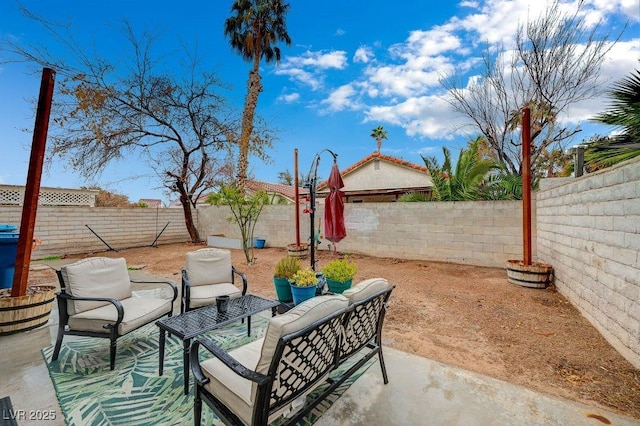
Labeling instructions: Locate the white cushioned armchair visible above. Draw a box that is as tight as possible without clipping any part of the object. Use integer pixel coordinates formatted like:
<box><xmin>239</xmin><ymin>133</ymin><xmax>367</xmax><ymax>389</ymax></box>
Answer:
<box><xmin>52</xmin><ymin>257</ymin><xmax>178</xmax><ymax>370</ymax></box>
<box><xmin>181</xmin><ymin>248</ymin><xmax>247</xmax><ymax>313</ymax></box>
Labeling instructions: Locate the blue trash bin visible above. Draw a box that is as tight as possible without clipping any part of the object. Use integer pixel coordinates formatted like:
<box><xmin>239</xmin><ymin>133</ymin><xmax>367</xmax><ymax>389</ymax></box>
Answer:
<box><xmin>0</xmin><ymin>224</ymin><xmax>19</xmax><ymax>289</ymax></box>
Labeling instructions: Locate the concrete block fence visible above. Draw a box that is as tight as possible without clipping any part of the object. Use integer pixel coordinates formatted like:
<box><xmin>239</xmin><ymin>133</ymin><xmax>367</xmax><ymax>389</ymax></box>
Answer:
<box><xmin>197</xmin><ymin>200</ymin><xmax>528</xmax><ymax>268</ymax></box>
<box><xmin>0</xmin><ymin>206</ymin><xmax>195</xmax><ymax>259</ymax></box>
<box><xmin>537</xmin><ymin>156</ymin><xmax>640</xmax><ymax>369</ymax></box>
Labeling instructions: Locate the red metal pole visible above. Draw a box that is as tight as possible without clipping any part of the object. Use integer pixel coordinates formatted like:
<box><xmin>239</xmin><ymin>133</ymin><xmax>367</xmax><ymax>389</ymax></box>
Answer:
<box><xmin>12</xmin><ymin>68</ymin><xmax>56</xmax><ymax>297</ymax></box>
<box><xmin>522</xmin><ymin>107</ymin><xmax>532</xmax><ymax>266</ymax></box>
<box><xmin>294</xmin><ymin>148</ymin><xmax>300</xmax><ymax>247</ymax></box>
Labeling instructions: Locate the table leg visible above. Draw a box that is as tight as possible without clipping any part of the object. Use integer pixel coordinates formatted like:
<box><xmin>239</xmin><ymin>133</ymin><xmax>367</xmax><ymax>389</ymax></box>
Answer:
<box><xmin>247</xmin><ymin>315</ymin><xmax>252</xmax><ymax>336</ymax></box>
<box><xmin>159</xmin><ymin>329</ymin><xmax>166</xmax><ymax>376</ymax></box>
<box><xmin>183</xmin><ymin>338</ymin><xmax>191</xmax><ymax>395</ymax></box>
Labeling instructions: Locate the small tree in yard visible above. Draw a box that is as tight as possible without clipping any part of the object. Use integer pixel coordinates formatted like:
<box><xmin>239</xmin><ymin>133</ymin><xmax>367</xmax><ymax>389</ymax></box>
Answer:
<box><xmin>4</xmin><ymin>16</ymin><xmax>273</xmax><ymax>242</ymax></box>
<box><xmin>207</xmin><ymin>186</ymin><xmax>269</xmax><ymax>264</ymax></box>
<box><xmin>441</xmin><ymin>0</ymin><xmax>623</xmax><ymax>178</ymax></box>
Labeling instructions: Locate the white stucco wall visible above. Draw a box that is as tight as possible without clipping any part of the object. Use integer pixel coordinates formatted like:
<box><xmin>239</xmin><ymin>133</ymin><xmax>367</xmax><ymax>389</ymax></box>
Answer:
<box><xmin>342</xmin><ymin>159</ymin><xmax>432</xmax><ymax>191</ymax></box>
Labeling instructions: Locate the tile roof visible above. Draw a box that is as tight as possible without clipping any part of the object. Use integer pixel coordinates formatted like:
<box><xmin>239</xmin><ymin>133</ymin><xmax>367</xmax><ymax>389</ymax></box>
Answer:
<box><xmin>138</xmin><ymin>198</ymin><xmax>163</xmax><ymax>208</ymax></box>
<box><xmin>318</xmin><ymin>152</ymin><xmax>429</xmax><ymax>189</ymax></box>
<box><xmin>246</xmin><ymin>180</ymin><xmax>307</xmax><ymax>199</ymax></box>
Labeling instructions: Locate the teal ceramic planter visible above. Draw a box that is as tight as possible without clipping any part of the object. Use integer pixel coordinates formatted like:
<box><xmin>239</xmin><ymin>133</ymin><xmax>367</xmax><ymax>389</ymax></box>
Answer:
<box><xmin>274</xmin><ymin>277</ymin><xmax>293</xmax><ymax>302</ymax></box>
<box><xmin>326</xmin><ymin>278</ymin><xmax>353</xmax><ymax>294</ymax></box>
<box><xmin>290</xmin><ymin>283</ymin><xmax>316</xmax><ymax>305</ymax></box>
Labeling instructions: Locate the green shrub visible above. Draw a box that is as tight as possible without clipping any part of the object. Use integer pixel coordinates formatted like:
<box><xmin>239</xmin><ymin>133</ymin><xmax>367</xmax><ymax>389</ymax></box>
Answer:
<box><xmin>274</xmin><ymin>256</ymin><xmax>301</xmax><ymax>279</ymax></box>
<box><xmin>397</xmin><ymin>192</ymin><xmax>429</xmax><ymax>202</ymax></box>
<box><xmin>322</xmin><ymin>257</ymin><xmax>358</xmax><ymax>283</ymax></box>
<box><xmin>290</xmin><ymin>268</ymin><xmax>318</xmax><ymax>287</ymax></box>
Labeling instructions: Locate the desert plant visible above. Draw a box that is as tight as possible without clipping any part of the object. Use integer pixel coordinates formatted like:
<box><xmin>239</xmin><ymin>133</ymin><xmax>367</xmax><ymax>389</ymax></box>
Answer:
<box><xmin>290</xmin><ymin>268</ymin><xmax>318</xmax><ymax>287</ymax></box>
<box><xmin>274</xmin><ymin>256</ymin><xmax>301</xmax><ymax>280</ymax></box>
<box><xmin>322</xmin><ymin>257</ymin><xmax>358</xmax><ymax>283</ymax></box>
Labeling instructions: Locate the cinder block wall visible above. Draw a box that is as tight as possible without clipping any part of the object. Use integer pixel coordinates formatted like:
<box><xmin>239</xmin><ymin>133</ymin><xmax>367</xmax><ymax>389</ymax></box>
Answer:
<box><xmin>0</xmin><ymin>206</ymin><xmax>195</xmax><ymax>258</ymax></box>
<box><xmin>536</xmin><ymin>156</ymin><xmax>640</xmax><ymax>369</ymax></box>
<box><xmin>197</xmin><ymin>200</ymin><xmax>527</xmax><ymax>268</ymax></box>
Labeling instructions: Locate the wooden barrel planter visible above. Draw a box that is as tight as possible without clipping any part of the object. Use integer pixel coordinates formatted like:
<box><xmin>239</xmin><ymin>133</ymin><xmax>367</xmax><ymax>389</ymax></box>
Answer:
<box><xmin>287</xmin><ymin>243</ymin><xmax>308</xmax><ymax>259</ymax></box>
<box><xmin>506</xmin><ymin>260</ymin><xmax>553</xmax><ymax>289</ymax></box>
<box><xmin>0</xmin><ymin>285</ymin><xmax>56</xmax><ymax>335</ymax></box>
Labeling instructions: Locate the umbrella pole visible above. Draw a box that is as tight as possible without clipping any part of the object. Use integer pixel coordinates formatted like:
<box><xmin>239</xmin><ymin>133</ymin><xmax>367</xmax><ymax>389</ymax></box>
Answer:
<box><xmin>304</xmin><ymin>149</ymin><xmax>338</xmax><ymax>271</ymax></box>
<box><xmin>294</xmin><ymin>149</ymin><xmax>300</xmax><ymax>247</ymax></box>
<box><xmin>309</xmin><ymin>177</ymin><xmax>316</xmax><ymax>270</ymax></box>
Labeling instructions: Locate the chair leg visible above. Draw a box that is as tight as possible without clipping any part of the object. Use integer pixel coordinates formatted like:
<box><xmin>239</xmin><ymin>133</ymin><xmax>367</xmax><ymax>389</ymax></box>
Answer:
<box><xmin>51</xmin><ymin>324</ymin><xmax>65</xmax><ymax>361</ymax></box>
<box><xmin>109</xmin><ymin>338</ymin><xmax>117</xmax><ymax>370</ymax></box>
<box><xmin>194</xmin><ymin>390</ymin><xmax>202</xmax><ymax>426</ymax></box>
<box><xmin>378</xmin><ymin>348</ymin><xmax>389</xmax><ymax>384</ymax></box>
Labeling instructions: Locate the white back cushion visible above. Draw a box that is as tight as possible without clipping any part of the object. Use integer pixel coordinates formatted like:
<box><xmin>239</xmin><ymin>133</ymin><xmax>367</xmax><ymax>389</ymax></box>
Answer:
<box><xmin>341</xmin><ymin>278</ymin><xmax>390</xmax><ymax>304</ymax></box>
<box><xmin>60</xmin><ymin>257</ymin><xmax>132</xmax><ymax>315</ymax></box>
<box><xmin>185</xmin><ymin>248</ymin><xmax>233</xmax><ymax>287</ymax></box>
<box><xmin>256</xmin><ymin>295</ymin><xmax>348</xmax><ymax>375</ymax></box>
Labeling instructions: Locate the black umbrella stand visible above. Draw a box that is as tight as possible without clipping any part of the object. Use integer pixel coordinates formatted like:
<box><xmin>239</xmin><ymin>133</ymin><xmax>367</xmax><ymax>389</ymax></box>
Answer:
<box><xmin>304</xmin><ymin>149</ymin><xmax>338</xmax><ymax>271</ymax></box>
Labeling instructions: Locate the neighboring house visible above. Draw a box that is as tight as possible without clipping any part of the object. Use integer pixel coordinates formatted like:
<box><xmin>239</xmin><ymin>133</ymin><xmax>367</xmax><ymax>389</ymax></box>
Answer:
<box><xmin>138</xmin><ymin>198</ymin><xmax>163</xmax><ymax>208</ymax></box>
<box><xmin>245</xmin><ymin>180</ymin><xmax>307</xmax><ymax>204</ymax></box>
<box><xmin>168</xmin><ymin>195</ymin><xmax>209</xmax><ymax>208</ymax></box>
<box><xmin>317</xmin><ymin>152</ymin><xmax>432</xmax><ymax>203</ymax></box>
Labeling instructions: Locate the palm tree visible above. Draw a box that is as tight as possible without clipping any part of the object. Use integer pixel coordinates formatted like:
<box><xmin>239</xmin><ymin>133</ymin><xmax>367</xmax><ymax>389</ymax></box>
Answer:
<box><xmin>370</xmin><ymin>125</ymin><xmax>388</xmax><ymax>153</ymax></box>
<box><xmin>586</xmin><ymin>68</ymin><xmax>640</xmax><ymax>170</ymax></box>
<box><xmin>224</xmin><ymin>0</ymin><xmax>292</xmax><ymax>191</ymax></box>
<box><xmin>422</xmin><ymin>137</ymin><xmax>494</xmax><ymax>201</ymax></box>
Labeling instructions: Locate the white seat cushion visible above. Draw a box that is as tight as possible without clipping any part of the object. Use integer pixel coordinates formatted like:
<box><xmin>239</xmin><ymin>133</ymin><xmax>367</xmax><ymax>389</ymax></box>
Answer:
<box><xmin>200</xmin><ymin>338</ymin><xmax>263</xmax><ymax>425</ymax></box>
<box><xmin>68</xmin><ymin>296</ymin><xmax>172</xmax><ymax>335</ymax></box>
<box><xmin>200</xmin><ymin>338</ymin><xmax>298</xmax><ymax>425</ymax></box>
<box><xmin>341</xmin><ymin>278</ymin><xmax>390</xmax><ymax>304</ymax></box>
<box><xmin>185</xmin><ymin>248</ymin><xmax>233</xmax><ymax>287</ymax></box>
<box><xmin>188</xmin><ymin>283</ymin><xmax>242</xmax><ymax>309</ymax></box>
<box><xmin>60</xmin><ymin>257</ymin><xmax>132</xmax><ymax>315</ymax></box>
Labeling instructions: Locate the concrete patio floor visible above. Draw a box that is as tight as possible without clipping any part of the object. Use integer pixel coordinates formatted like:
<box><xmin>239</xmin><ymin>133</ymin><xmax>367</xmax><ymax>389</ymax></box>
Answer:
<box><xmin>1</xmin><ymin>268</ymin><xmax>639</xmax><ymax>425</ymax></box>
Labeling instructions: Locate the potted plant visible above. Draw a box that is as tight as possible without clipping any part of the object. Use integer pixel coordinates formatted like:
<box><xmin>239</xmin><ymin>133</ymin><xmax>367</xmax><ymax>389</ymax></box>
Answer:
<box><xmin>322</xmin><ymin>256</ymin><xmax>358</xmax><ymax>294</ymax></box>
<box><xmin>273</xmin><ymin>256</ymin><xmax>301</xmax><ymax>303</ymax></box>
<box><xmin>289</xmin><ymin>268</ymin><xmax>318</xmax><ymax>305</ymax></box>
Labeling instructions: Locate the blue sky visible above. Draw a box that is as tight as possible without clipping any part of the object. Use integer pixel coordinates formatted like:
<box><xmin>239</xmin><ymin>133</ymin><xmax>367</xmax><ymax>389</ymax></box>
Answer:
<box><xmin>1</xmin><ymin>0</ymin><xmax>638</xmax><ymax>204</ymax></box>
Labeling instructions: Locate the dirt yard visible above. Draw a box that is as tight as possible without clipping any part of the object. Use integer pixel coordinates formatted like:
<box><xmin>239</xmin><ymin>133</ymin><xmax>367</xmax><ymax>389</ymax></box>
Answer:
<box><xmin>30</xmin><ymin>242</ymin><xmax>640</xmax><ymax>420</ymax></box>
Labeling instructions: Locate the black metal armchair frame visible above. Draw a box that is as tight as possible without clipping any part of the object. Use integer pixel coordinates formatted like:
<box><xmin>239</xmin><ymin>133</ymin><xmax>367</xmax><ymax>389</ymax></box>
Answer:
<box><xmin>190</xmin><ymin>285</ymin><xmax>394</xmax><ymax>426</ymax></box>
<box><xmin>181</xmin><ymin>266</ymin><xmax>247</xmax><ymax>313</ymax></box>
<box><xmin>52</xmin><ymin>270</ymin><xmax>178</xmax><ymax>370</ymax></box>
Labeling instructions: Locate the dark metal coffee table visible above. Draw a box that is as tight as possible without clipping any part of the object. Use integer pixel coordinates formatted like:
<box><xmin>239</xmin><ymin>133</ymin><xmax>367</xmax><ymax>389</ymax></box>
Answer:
<box><xmin>156</xmin><ymin>294</ymin><xmax>280</xmax><ymax>395</ymax></box>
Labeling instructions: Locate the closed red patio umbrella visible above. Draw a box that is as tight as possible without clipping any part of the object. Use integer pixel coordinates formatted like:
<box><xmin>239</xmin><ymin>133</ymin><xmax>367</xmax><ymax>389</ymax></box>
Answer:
<box><xmin>324</xmin><ymin>163</ymin><xmax>346</xmax><ymax>243</ymax></box>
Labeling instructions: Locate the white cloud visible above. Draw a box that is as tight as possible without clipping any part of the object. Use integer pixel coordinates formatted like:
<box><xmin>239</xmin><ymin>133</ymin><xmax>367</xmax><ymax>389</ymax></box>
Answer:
<box><xmin>275</xmin><ymin>67</ymin><xmax>322</xmax><ymax>90</ymax></box>
<box><xmin>278</xmin><ymin>93</ymin><xmax>300</xmax><ymax>103</ymax></box>
<box><xmin>285</xmin><ymin>50</ymin><xmax>347</xmax><ymax>69</ymax></box>
<box><xmin>354</xmin><ymin>46</ymin><xmax>374</xmax><ymax>63</ymax></box>
<box><xmin>321</xmin><ymin>84</ymin><xmax>360</xmax><ymax>112</ymax></box>
<box><xmin>275</xmin><ymin>50</ymin><xmax>348</xmax><ymax>90</ymax></box>
<box><xmin>364</xmin><ymin>95</ymin><xmax>464</xmax><ymax>139</ymax></box>
<box><xmin>335</xmin><ymin>28</ymin><xmax>346</xmax><ymax>36</ymax></box>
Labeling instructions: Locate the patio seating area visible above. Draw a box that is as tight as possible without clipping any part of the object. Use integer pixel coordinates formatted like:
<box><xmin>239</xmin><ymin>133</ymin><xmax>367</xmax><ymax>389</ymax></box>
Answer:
<box><xmin>1</xmin><ymin>258</ymin><xmax>639</xmax><ymax>425</ymax></box>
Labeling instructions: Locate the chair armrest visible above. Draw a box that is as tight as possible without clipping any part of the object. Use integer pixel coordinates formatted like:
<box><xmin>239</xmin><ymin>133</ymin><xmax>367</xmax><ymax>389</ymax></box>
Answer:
<box><xmin>232</xmin><ymin>267</ymin><xmax>248</xmax><ymax>295</ymax></box>
<box><xmin>56</xmin><ymin>292</ymin><xmax>124</xmax><ymax>325</ymax></box>
<box><xmin>130</xmin><ymin>279</ymin><xmax>178</xmax><ymax>302</ymax></box>
<box><xmin>190</xmin><ymin>338</ymin><xmax>269</xmax><ymax>387</ymax></box>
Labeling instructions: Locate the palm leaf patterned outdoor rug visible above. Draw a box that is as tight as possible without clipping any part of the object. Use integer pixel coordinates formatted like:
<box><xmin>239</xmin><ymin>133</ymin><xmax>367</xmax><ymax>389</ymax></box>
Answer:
<box><xmin>42</xmin><ymin>316</ymin><xmax>373</xmax><ymax>425</ymax></box>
